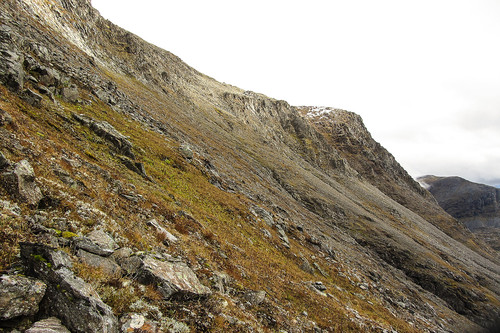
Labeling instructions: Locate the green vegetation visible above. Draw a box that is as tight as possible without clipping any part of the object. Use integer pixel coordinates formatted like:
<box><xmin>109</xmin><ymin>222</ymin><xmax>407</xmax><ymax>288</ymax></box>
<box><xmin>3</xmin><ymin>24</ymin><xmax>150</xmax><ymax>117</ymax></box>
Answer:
<box><xmin>0</xmin><ymin>79</ymin><xmax>425</xmax><ymax>332</ymax></box>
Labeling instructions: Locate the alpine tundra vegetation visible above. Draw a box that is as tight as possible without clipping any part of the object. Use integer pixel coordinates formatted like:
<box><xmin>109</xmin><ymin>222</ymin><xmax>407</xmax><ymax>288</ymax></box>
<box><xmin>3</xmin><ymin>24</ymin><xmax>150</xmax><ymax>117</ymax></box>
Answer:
<box><xmin>0</xmin><ymin>0</ymin><xmax>499</xmax><ymax>332</ymax></box>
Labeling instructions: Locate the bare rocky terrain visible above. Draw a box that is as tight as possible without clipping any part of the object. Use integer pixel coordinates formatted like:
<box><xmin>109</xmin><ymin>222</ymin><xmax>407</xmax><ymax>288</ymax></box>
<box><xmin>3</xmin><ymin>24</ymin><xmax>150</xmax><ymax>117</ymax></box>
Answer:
<box><xmin>0</xmin><ymin>0</ymin><xmax>499</xmax><ymax>332</ymax></box>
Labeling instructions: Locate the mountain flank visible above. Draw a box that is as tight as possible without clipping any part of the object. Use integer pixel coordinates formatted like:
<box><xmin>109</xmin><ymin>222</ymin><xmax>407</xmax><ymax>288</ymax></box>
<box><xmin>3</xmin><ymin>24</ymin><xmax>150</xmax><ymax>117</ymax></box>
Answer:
<box><xmin>0</xmin><ymin>0</ymin><xmax>499</xmax><ymax>332</ymax></box>
<box><xmin>418</xmin><ymin>175</ymin><xmax>500</xmax><ymax>252</ymax></box>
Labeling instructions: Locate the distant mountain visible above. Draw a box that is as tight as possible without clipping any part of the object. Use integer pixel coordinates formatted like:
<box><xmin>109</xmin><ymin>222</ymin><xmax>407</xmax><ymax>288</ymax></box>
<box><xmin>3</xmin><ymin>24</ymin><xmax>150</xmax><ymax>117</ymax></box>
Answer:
<box><xmin>0</xmin><ymin>0</ymin><xmax>499</xmax><ymax>332</ymax></box>
<box><xmin>418</xmin><ymin>175</ymin><xmax>500</xmax><ymax>251</ymax></box>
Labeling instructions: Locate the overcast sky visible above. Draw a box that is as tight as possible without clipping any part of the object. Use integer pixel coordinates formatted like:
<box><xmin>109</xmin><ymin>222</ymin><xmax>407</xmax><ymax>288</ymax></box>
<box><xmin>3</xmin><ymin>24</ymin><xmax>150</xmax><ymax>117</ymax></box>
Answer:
<box><xmin>91</xmin><ymin>0</ymin><xmax>500</xmax><ymax>186</ymax></box>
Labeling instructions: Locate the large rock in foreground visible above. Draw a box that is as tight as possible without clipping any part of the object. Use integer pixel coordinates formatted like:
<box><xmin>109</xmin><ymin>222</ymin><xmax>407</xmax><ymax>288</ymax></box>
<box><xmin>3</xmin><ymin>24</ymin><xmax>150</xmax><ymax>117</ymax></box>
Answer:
<box><xmin>121</xmin><ymin>254</ymin><xmax>211</xmax><ymax>300</ymax></box>
<box><xmin>20</xmin><ymin>243</ymin><xmax>119</xmax><ymax>333</ymax></box>
<box><xmin>0</xmin><ymin>274</ymin><xmax>47</xmax><ymax>320</ymax></box>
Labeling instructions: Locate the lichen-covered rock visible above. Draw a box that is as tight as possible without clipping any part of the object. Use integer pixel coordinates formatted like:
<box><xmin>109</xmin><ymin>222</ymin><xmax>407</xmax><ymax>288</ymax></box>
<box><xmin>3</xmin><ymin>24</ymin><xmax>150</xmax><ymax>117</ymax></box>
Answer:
<box><xmin>299</xmin><ymin>256</ymin><xmax>314</xmax><ymax>274</ymax></box>
<box><xmin>250</xmin><ymin>205</ymin><xmax>274</xmax><ymax>227</ymax></box>
<box><xmin>0</xmin><ymin>199</ymin><xmax>21</xmax><ymax>216</ymax></box>
<box><xmin>61</xmin><ymin>84</ymin><xmax>79</xmax><ymax>103</ymax></box>
<box><xmin>110</xmin><ymin>247</ymin><xmax>133</xmax><ymax>265</ymax></box>
<box><xmin>1</xmin><ymin>159</ymin><xmax>43</xmax><ymax>206</ymax></box>
<box><xmin>243</xmin><ymin>290</ymin><xmax>266</xmax><ymax>307</ymax></box>
<box><xmin>76</xmin><ymin>249</ymin><xmax>122</xmax><ymax>276</ymax></box>
<box><xmin>20</xmin><ymin>243</ymin><xmax>118</xmax><ymax>333</ymax></box>
<box><xmin>86</xmin><ymin>229</ymin><xmax>119</xmax><ymax>253</ymax></box>
<box><xmin>120</xmin><ymin>254</ymin><xmax>210</xmax><ymax>300</ymax></box>
<box><xmin>276</xmin><ymin>224</ymin><xmax>290</xmax><ymax>248</ymax></box>
<box><xmin>0</xmin><ymin>274</ymin><xmax>47</xmax><ymax>320</ymax></box>
<box><xmin>72</xmin><ymin>236</ymin><xmax>114</xmax><ymax>257</ymax></box>
<box><xmin>179</xmin><ymin>144</ymin><xmax>193</xmax><ymax>160</ymax></box>
<box><xmin>89</xmin><ymin>120</ymin><xmax>134</xmax><ymax>158</ymax></box>
<box><xmin>25</xmin><ymin>317</ymin><xmax>71</xmax><ymax>333</ymax></box>
<box><xmin>119</xmin><ymin>313</ymin><xmax>158</xmax><ymax>333</ymax></box>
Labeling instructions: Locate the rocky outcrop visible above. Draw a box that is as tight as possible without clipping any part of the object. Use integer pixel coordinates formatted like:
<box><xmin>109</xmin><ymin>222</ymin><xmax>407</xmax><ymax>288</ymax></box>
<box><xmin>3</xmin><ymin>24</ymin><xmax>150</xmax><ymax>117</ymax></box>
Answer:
<box><xmin>120</xmin><ymin>254</ymin><xmax>211</xmax><ymax>300</ymax></box>
<box><xmin>1</xmin><ymin>159</ymin><xmax>43</xmax><ymax>207</ymax></box>
<box><xmin>72</xmin><ymin>113</ymin><xmax>135</xmax><ymax>159</ymax></box>
<box><xmin>20</xmin><ymin>243</ymin><xmax>119</xmax><ymax>333</ymax></box>
<box><xmin>0</xmin><ymin>24</ymin><xmax>24</xmax><ymax>91</ymax></box>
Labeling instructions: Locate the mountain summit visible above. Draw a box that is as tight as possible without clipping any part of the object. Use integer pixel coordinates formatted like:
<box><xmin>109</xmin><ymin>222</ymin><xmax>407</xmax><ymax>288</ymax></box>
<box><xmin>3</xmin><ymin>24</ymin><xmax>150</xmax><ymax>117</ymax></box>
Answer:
<box><xmin>0</xmin><ymin>0</ymin><xmax>499</xmax><ymax>332</ymax></box>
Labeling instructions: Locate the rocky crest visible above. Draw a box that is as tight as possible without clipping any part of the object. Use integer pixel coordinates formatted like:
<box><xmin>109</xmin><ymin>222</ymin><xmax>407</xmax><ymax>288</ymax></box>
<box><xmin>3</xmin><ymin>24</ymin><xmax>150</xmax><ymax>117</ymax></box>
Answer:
<box><xmin>0</xmin><ymin>0</ymin><xmax>499</xmax><ymax>332</ymax></box>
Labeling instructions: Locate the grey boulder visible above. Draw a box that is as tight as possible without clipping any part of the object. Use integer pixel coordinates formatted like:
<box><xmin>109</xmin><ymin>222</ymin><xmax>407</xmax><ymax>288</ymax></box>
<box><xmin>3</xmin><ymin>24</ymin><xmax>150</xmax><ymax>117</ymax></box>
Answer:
<box><xmin>76</xmin><ymin>249</ymin><xmax>122</xmax><ymax>276</ymax></box>
<box><xmin>0</xmin><ymin>274</ymin><xmax>47</xmax><ymax>320</ymax></box>
<box><xmin>1</xmin><ymin>159</ymin><xmax>43</xmax><ymax>206</ymax></box>
<box><xmin>121</xmin><ymin>254</ymin><xmax>210</xmax><ymax>300</ymax></box>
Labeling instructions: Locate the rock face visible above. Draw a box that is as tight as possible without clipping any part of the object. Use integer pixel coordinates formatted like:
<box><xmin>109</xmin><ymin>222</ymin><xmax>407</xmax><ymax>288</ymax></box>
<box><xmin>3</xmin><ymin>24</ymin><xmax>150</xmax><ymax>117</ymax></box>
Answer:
<box><xmin>0</xmin><ymin>26</ymin><xmax>24</xmax><ymax>91</ymax></box>
<box><xmin>419</xmin><ymin>175</ymin><xmax>500</xmax><ymax>251</ymax></box>
<box><xmin>0</xmin><ymin>0</ymin><xmax>499</xmax><ymax>332</ymax></box>
<box><xmin>72</xmin><ymin>113</ymin><xmax>135</xmax><ymax>159</ymax></box>
<box><xmin>0</xmin><ymin>275</ymin><xmax>47</xmax><ymax>320</ymax></box>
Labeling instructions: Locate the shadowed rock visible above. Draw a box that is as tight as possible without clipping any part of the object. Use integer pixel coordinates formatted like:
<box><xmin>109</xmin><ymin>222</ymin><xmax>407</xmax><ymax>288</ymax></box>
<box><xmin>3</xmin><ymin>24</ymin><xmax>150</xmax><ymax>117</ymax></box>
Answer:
<box><xmin>0</xmin><ymin>108</ymin><xmax>13</xmax><ymax>126</ymax></box>
<box><xmin>20</xmin><ymin>243</ymin><xmax>118</xmax><ymax>333</ymax></box>
<box><xmin>0</xmin><ymin>23</ymin><xmax>24</xmax><ymax>91</ymax></box>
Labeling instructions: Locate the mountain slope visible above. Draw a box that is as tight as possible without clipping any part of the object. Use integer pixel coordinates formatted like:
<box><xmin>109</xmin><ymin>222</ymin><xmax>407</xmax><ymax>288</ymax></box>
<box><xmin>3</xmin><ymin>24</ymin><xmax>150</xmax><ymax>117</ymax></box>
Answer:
<box><xmin>419</xmin><ymin>175</ymin><xmax>500</xmax><ymax>251</ymax></box>
<box><xmin>0</xmin><ymin>0</ymin><xmax>499</xmax><ymax>332</ymax></box>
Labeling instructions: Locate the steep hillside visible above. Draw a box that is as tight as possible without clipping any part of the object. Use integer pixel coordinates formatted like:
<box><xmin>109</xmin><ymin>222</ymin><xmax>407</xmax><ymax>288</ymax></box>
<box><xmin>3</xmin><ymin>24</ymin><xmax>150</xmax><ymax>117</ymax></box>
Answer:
<box><xmin>299</xmin><ymin>107</ymin><xmax>481</xmax><ymax>247</ymax></box>
<box><xmin>0</xmin><ymin>0</ymin><xmax>499</xmax><ymax>332</ymax></box>
<box><xmin>419</xmin><ymin>175</ymin><xmax>500</xmax><ymax>251</ymax></box>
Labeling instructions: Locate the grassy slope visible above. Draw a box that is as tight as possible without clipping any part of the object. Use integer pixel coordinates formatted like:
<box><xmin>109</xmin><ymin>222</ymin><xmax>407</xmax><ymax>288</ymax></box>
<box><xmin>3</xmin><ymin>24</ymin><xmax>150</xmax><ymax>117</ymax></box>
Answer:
<box><xmin>0</xmin><ymin>0</ymin><xmax>499</xmax><ymax>331</ymax></box>
<box><xmin>0</xmin><ymin>82</ymin><xmax>426</xmax><ymax>331</ymax></box>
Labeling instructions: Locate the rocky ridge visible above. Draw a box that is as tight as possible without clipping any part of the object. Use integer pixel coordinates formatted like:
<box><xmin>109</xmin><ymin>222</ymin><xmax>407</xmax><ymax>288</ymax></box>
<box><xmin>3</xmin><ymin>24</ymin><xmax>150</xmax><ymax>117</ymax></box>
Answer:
<box><xmin>0</xmin><ymin>0</ymin><xmax>499</xmax><ymax>332</ymax></box>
